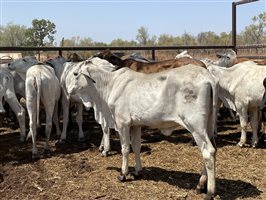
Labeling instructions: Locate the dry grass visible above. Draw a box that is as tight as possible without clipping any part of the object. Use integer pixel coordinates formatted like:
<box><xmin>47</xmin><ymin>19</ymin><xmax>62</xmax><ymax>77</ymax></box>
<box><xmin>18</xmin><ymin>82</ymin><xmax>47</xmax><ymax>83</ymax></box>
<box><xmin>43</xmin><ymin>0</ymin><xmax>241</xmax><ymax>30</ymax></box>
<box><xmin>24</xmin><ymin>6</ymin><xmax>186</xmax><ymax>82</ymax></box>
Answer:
<box><xmin>0</xmin><ymin>109</ymin><xmax>265</xmax><ymax>200</ymax></box>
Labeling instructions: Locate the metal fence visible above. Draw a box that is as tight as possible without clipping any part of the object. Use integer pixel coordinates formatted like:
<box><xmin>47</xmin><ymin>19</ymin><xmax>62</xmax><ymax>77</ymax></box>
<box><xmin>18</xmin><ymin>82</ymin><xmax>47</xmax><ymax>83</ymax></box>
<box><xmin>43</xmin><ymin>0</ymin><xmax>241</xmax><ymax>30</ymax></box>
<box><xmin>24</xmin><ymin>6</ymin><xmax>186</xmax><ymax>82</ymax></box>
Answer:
<box><xmin>0</xmin><ymin>0</ymin><xmax>265</xmax><ymax>61</ymax></box>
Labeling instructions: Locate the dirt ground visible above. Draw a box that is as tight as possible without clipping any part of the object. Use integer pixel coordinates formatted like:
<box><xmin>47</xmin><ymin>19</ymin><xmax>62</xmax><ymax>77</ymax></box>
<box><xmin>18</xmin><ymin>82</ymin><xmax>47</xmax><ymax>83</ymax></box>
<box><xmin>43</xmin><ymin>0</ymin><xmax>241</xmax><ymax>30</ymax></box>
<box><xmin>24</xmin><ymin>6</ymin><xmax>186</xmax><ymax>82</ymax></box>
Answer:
<box><xmin>0</xmin><ymin>109</ymin><xmax>265</xmax><ymax>200</ymax></box>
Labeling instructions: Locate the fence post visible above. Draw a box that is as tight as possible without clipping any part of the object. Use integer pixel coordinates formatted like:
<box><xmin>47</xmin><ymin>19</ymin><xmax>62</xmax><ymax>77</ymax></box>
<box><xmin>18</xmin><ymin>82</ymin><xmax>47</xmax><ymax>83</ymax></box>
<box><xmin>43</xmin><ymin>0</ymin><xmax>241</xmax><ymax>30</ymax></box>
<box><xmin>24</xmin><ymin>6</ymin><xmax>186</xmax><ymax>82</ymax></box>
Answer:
<box><xmin>152</xmin><ymin>49</ymin><xmax>155</xmax><ymax>60</ymax></box>
<box><xmin>59</xmin><ymin>50</ymin><xmax>62</xmax><ymax>57</ymax></box>
<box><xmin>232</xmin><ymin>2</ymin><xmax>237</xmax><ymax>53</ymax></box>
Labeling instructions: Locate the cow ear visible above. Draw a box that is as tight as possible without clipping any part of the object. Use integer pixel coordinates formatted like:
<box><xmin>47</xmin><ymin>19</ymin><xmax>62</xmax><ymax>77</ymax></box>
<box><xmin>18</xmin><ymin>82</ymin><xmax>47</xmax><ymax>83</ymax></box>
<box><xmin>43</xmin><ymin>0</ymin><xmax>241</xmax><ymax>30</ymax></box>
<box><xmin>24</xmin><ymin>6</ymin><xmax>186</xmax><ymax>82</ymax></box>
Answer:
<box><xmin>216</xmin><ymin>53</ymin><xmax>224</xmax><ymax>58</ymax></box>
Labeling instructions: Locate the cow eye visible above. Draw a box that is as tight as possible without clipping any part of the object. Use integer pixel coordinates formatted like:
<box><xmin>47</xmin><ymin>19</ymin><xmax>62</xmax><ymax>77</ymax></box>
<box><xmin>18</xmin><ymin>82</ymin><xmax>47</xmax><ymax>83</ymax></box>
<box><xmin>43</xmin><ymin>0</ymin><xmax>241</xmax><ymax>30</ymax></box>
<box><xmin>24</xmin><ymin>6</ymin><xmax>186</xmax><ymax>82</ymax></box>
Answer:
<box><xmin>23</xmin><ymin>58</ymin><xmax>27</xmax><ymax>62</ymax></box>
<box><xmin>73</xmin><ymin>72</ymin><xmax>78</xmax><ymax>76</ymax></box>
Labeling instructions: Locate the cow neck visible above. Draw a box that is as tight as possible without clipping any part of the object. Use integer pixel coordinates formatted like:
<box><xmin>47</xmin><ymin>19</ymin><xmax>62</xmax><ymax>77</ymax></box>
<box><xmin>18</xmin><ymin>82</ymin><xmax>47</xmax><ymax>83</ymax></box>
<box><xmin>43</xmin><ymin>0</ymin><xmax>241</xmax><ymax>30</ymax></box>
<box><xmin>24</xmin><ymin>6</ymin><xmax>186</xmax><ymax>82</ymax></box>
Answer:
<box><xmin>85</xmin><ymin>66</ymin><xmax>126</xmax><ymax>130</ymax></box>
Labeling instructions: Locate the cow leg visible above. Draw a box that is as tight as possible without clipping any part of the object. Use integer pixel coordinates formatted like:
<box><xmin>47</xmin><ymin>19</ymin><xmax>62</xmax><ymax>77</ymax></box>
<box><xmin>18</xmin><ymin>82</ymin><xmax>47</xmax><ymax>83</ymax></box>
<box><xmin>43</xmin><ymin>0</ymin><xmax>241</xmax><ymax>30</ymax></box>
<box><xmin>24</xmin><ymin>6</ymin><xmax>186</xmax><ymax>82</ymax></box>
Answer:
<box><xmin>192</xmin><ymin>132</ymin><xmax>216</xmax><ymax>200</ymax></box>
<box><xmin>117</xmin><ymin>126</ymin><xmax>130</xmax><ymax>182</ymax></box>
<box><xmin>249</xmin><ymin>108</ymin><xmax>259</xmax><ymax>148</ymax></box>
<box><xmin>52</xmin><ymin>101</ymin><xmax>61</xmax><ymax>137</ymax></box>
<box><xmin>76</xmin><ymin>103</ymin><xmax>84</xmax><ymax>141</ymax></box>
<box><xmin>5</xmin><ymin>95</ymin><xmax>26</xmax><ymax>142</ymax></box>
<box><xmin>60</xmin><ymin>94</ymin><xmax>69</xmax><ymax>143</ymax></box>
<box><xmin>130</xmin><ymin>126</ymin><xmax>142</xmax><ymax>177</ymax></box>
<box><xmin>27</xmin><ymin>101</ymin><xmax>38</xmax><ymax>158</ymax></box>
<box><xmin>100</xmin><ymin>125</ymin><xmax>110</xmax><ymax>157</ymax></box>
<box><xmin>43</xmin><ymin>103</ymin><xmax>54</xmax><ymax>156</ymax></box>
<box><xmin>237</xmin><ymin>108</ymin><xmax>248</xmax><ymax>147</ymax></box>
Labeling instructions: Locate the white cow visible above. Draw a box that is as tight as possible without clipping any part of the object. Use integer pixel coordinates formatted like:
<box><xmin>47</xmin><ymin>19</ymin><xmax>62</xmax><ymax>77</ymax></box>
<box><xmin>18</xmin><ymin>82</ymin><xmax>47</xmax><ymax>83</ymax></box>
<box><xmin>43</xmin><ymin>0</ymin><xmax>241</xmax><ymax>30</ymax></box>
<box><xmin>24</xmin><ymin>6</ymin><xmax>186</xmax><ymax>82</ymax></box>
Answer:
<box><xmin>214</xmin><ymin>49</ymin><xmax>237</xmax><ymax>67</ymax></box>
<box><xmin>8</xmin><ymin>58</ymin><xmax>61</xmax><ymax>158</ymax></box>
<box><xmin>207</xmin><ymin>60</ymin><xmax>266</xmax><ymax>147</ymax></box>
<box><xmin>46</xmin><ymin>57</ymin><xmax>111</xmax><ymax>156</ymax></box>
<box><xmin>0</xmin><ymin>67</ymin><xmax>26</xmax><ymax>141</ymax></box>
<box><xmin>67</xmin><ymin>57</ymin><xmax>217</xmax><ymax>200</ymax></box>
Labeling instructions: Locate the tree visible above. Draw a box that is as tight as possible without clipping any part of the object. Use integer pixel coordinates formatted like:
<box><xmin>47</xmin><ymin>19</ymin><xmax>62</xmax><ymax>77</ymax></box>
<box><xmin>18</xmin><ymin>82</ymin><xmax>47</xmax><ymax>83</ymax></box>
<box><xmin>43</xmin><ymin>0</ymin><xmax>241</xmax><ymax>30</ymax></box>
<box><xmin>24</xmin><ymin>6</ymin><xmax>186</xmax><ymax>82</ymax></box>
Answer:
<box><xmin>0</xmin><ymin>23</ymin><xmax>28</xmax><ymax>46</ymax></box>
<box><xmin>241</xmin><ymin>12</ymin><xmax>266</xmax><ymax>45</ymax></box>
<box><xmin>136</xmin><ymin>26</ymin><xmax>149</xmax><ymax>46</ymax></box>
<box><xmin>181</xmin><ymin>32</ymin><xmax>197</xmax><ymax>45</ymax></box>
<box><xmin>197</xmin><ymin>31</ymin><xmax>219</xmax><ymax>45</ymax></box>
<box><xmin>110</xmin><ymin>38</ymin><xmax>137</xmax><ymax>46</ymax></box>
<box><xmin>26</xmin><ymin>19</ymin><xmax>56</xmax><ymax>46</ymax></box>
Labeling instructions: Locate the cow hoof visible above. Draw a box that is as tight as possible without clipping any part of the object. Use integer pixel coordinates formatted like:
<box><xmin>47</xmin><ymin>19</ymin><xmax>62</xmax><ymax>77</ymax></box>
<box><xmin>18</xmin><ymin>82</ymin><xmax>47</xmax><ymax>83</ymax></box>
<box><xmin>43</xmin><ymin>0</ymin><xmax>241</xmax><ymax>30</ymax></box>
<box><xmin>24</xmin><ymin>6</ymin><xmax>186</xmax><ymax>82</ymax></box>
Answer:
<box><xmin>204</xmin><ymin>194</ymin><xmax>214</xmax><ymax>200</ymax></box>
<box><xmin>195</xmin><ymin>185</ymin><xmax>207</xmax><ymax>194</ymax></box>
<box><xmin>117</xmin><ymin>175</ymin><xmax>126</xmax><ymax>182</ymax></box>
<box><xmin>32</xmin><ymin>153</ymin><xmax>39</xmax><ymax>160</ymax></box>
<box><xmin>237</xmin><ymin>141</ymin><xmax>244</xmax><ymax>147</ymax></box>
<box><xmin>43</xmin><ymin>149</ymin><xmax>51</xmax><ymax>157</ymax></box>
<box><xmin>252</xmin><ymin>142</ymin><xmax>258</xmax><ymax>148</ymax></box>
<box><xmin>129</xmin><ymin>172</ymin><xmax>142</xmax><ymax>180</ymax></box>
<box><xmin>59</xmin><ymin>139</ymin><xmax>66</xmax><ymax>144</ymax></box>
<box><xmin>101</xmin><ymin>150</ymin><xmax>109</xmax><ymax>157</ymax></box>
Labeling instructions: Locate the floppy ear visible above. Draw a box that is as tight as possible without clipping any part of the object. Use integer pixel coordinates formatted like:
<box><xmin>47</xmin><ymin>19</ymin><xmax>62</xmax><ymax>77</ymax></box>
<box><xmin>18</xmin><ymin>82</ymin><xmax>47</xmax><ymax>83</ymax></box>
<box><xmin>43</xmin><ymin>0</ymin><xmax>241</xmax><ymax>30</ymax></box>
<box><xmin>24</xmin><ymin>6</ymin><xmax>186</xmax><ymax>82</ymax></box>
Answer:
<box><xmin>81</xmin><ymin>68</ymin><xmax>96</xmax><ymax>83</ymax></box>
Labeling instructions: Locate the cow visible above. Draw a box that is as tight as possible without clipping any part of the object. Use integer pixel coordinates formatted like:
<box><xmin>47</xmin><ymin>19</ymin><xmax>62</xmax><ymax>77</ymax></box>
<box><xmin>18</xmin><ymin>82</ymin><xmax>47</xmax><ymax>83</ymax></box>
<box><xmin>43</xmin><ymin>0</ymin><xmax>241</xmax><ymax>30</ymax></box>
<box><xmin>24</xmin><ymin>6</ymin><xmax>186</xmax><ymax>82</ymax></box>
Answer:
<box><xmin>212</xmin><ymin>49</ymin><xmax>266</xmax><ymax>67</ymax></box>
<box><xmin>8</xmin><ymin>58</ymin><xmax>61</xmax><ymax>158</ymax></box>
<box><xmin>206</xmin><ymin>60</ymin><xmax>266</xmax><ymax>147</ymax></box>
<box><xmin>93</xmin><ymin>49</ymin><xmax>206</xmax><ymax>73</ymax></box>
<box><xmin>66</xmin><ymin>57</ymin><xmax>217</xmax><ymax>200</ymax></box>
<box><xmin>45</xmin><ymin>57</ymin><xmax>87</xmax><ymax>143</ymax></box>
<box><xmin>0</xmin><ymin>67</ymin><xmax>26</xmax><ymax>141</ymax></box>
<box><xmin>46</xmin><ymin>56</ymin><xmax>111</xmax><ymax>156</ymax></box>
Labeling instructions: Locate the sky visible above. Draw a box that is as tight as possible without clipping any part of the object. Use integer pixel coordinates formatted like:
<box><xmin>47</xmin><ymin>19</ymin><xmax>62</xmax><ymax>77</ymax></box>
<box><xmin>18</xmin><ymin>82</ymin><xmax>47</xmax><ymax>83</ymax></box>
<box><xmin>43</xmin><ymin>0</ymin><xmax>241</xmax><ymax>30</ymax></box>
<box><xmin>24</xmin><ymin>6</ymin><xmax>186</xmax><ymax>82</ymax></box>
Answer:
<box><xmin>0</xmin><ymin>0</ymin><xmax>265</xmax><ymax>45</ymax></box>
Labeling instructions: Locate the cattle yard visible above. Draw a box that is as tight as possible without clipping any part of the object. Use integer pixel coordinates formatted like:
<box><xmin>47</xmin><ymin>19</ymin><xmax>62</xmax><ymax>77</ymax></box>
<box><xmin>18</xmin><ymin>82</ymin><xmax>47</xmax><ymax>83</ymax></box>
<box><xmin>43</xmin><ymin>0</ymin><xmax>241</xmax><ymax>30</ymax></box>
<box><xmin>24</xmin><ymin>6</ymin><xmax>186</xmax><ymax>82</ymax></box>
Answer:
<box><xmin>0</xmin><ymin>109</ymin><xmax>265</xmax><ymax>200</ymax></box>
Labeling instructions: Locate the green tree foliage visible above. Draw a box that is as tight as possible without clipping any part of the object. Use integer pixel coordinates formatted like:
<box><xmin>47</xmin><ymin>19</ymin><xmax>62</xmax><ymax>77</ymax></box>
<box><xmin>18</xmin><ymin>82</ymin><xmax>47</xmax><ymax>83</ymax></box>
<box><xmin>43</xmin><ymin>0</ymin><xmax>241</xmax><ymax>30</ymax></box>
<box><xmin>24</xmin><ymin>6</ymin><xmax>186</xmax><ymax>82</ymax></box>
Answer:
<box><xmin>181</xmin><ymin>32</ymin><xmax>197</xmax><ymax>45</ymax></box>
<box><xmin>0</xmin><ymin>23</ymin><xmax>28</xmax><ymax>46</ymax></box>
<box><xmin>197</xmin><ymin>31</ymin><xmax>219</xmax><ymax>45</ymax></box>
<box><xmin>136</xmin><ymin>26</ymin><xmax>150</xmax><ymax>46</ymax></box>
<box><xmin>26</xmin><ymin>19</ymin><xmax>56</xmax><ymax>46</ymax></box>
<box><xmin>110</xmin><ymin>38</ymin><xmax>137</xmax><ymax>46</ymax></box>
<box><xmin>240</xmin><ymin>12</ymin><xmax>266</xmax><ymax>45</ymax></box>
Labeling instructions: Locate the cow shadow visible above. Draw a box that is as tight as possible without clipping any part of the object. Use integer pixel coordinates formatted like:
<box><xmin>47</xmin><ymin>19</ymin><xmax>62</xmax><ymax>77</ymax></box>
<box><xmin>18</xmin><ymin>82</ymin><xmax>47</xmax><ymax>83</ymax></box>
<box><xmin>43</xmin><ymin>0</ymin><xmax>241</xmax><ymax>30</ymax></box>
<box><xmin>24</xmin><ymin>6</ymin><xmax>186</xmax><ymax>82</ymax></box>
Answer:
<box><xmin>107</xmin><ymin>166</ymin><xmax>262</xmax><ymax>200</ymax></box>
<box><xmin>0</xmin><ymin>121</ymin><xmax>106</xmax><ymax>165</ymax></box>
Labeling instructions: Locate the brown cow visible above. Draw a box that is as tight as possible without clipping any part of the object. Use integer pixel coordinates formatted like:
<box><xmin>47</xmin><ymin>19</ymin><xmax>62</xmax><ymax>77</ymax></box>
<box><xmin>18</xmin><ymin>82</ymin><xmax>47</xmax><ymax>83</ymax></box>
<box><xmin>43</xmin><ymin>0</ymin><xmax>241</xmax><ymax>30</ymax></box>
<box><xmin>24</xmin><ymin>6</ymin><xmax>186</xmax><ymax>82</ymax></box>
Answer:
<box><xmin>94</xmin><ymin>49</ymin><xmax>206</xmax><ymax>73</ymax></box>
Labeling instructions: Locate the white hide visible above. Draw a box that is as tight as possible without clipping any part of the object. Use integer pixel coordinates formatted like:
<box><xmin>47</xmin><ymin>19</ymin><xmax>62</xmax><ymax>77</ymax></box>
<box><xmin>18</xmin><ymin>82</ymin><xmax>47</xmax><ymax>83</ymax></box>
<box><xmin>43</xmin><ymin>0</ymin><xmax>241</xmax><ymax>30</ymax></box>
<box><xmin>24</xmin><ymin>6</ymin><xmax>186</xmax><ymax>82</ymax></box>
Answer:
<box><xmin>25</xmin><ymin>64</ymin><xmax>61</xmax><ymax>157</ymax></box>
<box><xmin>67</xmin><ymin>57</ymin><xmax>217</xmax><ymax>199</ymax></box>
<box><xmin>0</xmin><ymin>67</ymin><xmax>26</xmax><ymax>141</ymax></box>
<box><xmin>208</xmin><ymin>61</ymin><xmax>266</xmax><ymax>147</ymax></box>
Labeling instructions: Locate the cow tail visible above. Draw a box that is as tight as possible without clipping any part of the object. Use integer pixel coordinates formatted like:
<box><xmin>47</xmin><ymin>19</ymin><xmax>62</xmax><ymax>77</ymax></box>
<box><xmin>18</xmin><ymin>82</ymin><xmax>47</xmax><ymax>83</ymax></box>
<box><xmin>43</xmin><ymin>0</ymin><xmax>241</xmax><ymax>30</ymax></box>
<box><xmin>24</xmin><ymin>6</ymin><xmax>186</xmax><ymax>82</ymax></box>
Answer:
<box><xmin>209</xmin><ymin>79</ymin><xmax>218</xmax><ymax>148</ymax></box>
<box><xmin>36</xmin><ymin>74</ymin><xmax>41</xmax><ymax>128</ymax></box>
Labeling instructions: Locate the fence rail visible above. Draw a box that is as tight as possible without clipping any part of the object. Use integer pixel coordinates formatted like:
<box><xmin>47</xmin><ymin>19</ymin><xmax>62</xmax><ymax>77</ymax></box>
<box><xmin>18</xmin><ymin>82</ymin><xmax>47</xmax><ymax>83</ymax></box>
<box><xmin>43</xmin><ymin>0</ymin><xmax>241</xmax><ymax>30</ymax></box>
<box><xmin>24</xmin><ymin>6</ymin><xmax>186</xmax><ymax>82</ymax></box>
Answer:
<box><xmin>1</xmin><ymin>44</ymin><xmax>265</xmax><ymax>60</ymax></box>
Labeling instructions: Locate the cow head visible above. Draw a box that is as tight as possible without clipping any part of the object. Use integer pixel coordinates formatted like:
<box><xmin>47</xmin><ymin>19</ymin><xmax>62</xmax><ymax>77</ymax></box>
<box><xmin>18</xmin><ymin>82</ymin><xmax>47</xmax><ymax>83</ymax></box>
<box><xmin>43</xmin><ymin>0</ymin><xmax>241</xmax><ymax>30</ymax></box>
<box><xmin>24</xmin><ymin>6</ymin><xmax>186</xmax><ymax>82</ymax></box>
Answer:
<box><xmin>46</xmin><ymin>55</ymin><xmax>67</xmax><ymax>67</ymax></box>
<box><xmin>8</xmin><ymin>56</ymin><xmax>38</xmax><ymax>73</ymax></box>
<box><xmin>215</xmin><ymin>50</ymin><xmax>237</xmax><ymax>67</ymax></box>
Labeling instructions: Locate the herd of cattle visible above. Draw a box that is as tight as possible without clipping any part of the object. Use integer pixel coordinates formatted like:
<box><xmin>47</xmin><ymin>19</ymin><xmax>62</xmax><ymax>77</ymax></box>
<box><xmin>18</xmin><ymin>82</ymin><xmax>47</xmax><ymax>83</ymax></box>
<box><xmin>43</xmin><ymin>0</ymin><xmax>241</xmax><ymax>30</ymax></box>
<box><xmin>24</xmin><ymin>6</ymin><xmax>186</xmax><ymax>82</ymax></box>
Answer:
<box><xmin>0</xmin><ymin>49</ymin><xmax>266</xmax><ymax>200</ymax></box>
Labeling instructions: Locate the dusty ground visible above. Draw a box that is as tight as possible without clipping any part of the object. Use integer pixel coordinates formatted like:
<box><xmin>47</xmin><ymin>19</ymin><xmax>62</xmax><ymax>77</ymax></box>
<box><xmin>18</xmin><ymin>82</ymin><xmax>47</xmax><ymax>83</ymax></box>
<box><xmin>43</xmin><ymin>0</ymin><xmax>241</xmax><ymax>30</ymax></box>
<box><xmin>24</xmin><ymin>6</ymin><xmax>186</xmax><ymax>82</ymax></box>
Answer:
<box><xmin>0</xmin><ymin>109</ymin><xmax>265</xmax><ymax>200</ymax></box>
